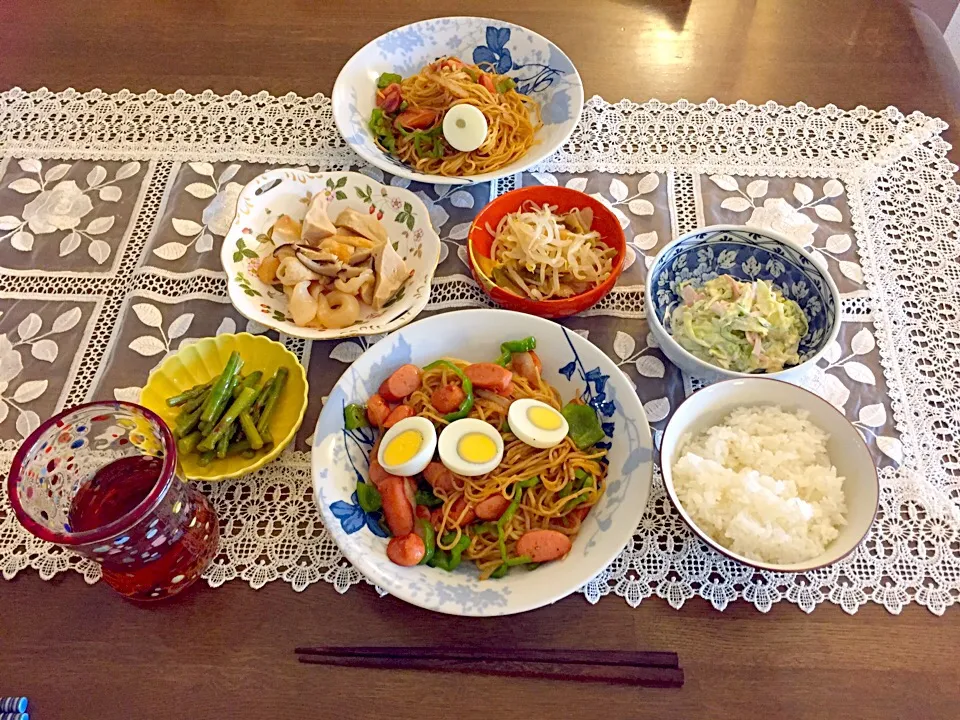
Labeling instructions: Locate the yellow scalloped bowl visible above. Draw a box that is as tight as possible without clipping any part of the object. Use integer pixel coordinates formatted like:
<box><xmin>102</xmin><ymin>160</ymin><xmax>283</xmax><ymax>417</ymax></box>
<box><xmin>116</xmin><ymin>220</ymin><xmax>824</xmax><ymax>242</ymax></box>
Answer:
<box><xmin>140</xmin><ymin>333</ymin><xmax>308</xmax><ymax>481</ymax></box>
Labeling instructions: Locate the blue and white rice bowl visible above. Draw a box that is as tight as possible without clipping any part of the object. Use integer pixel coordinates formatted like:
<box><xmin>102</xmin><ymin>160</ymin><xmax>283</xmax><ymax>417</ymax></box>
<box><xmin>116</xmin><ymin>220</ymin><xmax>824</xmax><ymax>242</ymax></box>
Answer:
<box><xmin>311</xmin><ymin>309</ymin><xmax>653</xmax><ymax>616</ymax></box>
<box><xmin>645</xmin><ymin>225</ymin><xmax>841</xmax><ymax>382</ymax></box>
<box><xmin>332</xmin><ymin>17</ymin><xmax>584</xmax><ymax>185</ymax></box>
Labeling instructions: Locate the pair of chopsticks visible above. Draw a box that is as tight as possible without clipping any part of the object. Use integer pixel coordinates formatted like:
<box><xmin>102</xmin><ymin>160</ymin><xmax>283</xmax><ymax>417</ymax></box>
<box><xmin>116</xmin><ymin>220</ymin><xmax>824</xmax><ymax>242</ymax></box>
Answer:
<box><xmin>295</xmin><ymin>646</ymin><xmax>684</xmax><ymax>688</ymax></box>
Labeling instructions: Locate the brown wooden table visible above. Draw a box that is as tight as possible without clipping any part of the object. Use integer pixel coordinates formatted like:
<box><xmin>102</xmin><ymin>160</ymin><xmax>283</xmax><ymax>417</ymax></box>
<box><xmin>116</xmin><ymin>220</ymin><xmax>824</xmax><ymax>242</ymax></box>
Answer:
<box><xmin>2</xmin><ymin>1</ymin><xmax>959</xmax><ymax>718</ymax></box>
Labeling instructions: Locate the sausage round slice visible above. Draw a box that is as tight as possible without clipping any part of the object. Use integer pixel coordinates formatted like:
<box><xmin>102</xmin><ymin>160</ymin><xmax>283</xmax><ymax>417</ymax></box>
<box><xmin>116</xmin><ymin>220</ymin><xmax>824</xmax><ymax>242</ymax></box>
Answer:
<box><xmin>463</xmin><ymin>363</ymin><xmax>513</xmax><ymax>392</ymax></box>
<box><xmin>515</xmin><ymin>529</ymin><xmax>573</xmax><ymax>562</ymax></box>
<box><xmin>383</xmin><ymin>405</ymin><xmax>415</xmax><ymax>428</ymax></box>
<box><xmin>423</xmin><ymin>462</ymin><xmax>456</xmax><ymax>494</ymax></box>
<box><xmin>378</xmin><ymin>364</ymin><xmax>422</xmax><ymax>402</ymax></box>
<box><xmin>475</xmin><ymin>494</ymin><xmax>512</xmax><ymax>521</ymax></box>
<box><xmin>386</xmin><ymin>534</ymin><xmax>425</xmax><ymax>566</ymax></box>
<box><xmin>381</xmin><ymin>476</ymin><xmax>415</xmax><ymax>537</ymax></box>
<box><xmin>366</xmin><ymin>394</ymin><xmax>392</xmax><ymax>427</ymax></box>
<box><xmin>431</xmin><ymin>383</ymin><xmax>466</xmax><ymax>413</ymax></box>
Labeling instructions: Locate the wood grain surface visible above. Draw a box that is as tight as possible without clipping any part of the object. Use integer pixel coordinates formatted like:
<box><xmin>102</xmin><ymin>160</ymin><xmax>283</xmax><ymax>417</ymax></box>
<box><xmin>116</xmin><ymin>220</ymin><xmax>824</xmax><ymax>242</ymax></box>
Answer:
<box><xmin>1</xmin><ymin>1</ymin><xmax>959</xmax><ymax>718</ymax></box>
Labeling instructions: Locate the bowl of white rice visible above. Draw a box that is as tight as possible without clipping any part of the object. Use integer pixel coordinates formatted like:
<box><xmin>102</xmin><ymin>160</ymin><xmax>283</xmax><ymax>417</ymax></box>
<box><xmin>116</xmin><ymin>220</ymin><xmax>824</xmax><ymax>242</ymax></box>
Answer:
<box><xmin>660</xmin><ymin>378</ymin><xmax>878</xmax><ymax>572</ymax></box>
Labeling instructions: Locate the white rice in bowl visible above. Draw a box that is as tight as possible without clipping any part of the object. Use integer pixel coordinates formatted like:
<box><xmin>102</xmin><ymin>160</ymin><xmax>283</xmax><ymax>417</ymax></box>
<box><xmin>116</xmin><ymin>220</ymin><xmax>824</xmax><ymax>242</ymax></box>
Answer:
<box><xmin>672</xmin><ymin>405</ymin><xmax>847</xmax><ymax>565</ymax></box>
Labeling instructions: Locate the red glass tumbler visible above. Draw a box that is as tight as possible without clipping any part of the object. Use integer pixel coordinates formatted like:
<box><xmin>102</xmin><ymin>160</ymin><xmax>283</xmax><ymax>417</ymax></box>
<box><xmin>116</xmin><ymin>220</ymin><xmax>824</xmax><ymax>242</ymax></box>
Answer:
<box><xmin>8</xmin><ymin>401</ymin><xmax>219</xmax><ymax>600</ymax></box>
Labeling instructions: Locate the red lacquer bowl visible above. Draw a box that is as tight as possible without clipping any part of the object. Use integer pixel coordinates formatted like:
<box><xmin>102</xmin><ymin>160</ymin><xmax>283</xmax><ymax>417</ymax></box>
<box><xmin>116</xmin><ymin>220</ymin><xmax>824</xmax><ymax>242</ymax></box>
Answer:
<box><xmin>467</xmin><ymin>186</ymin><xmax>626</xmax><ymax>318</ymax></box>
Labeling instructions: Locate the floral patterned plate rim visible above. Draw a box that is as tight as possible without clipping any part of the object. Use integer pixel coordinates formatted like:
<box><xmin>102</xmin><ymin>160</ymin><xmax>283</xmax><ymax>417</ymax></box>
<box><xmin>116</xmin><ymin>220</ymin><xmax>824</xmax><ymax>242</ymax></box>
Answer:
<box><xmin>311</xmin><ymin>309</ymin><xmax>654</xmax><ymax>616</ymax></box>
<box><xmin>220</xmin><ymin>169</ymin><xmax>441</xmax><ymax>340</ymax></box>
<box><xmin>332</xmin><ymin>16</ymin><xmax>583</xmax><ymax>185</ymax></box>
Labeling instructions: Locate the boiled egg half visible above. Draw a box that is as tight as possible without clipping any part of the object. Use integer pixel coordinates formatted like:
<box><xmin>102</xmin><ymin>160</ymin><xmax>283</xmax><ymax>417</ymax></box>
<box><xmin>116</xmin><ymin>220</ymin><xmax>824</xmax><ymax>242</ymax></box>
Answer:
<box><xmin>377</xmin><ymin>416</ymin><xmax>437</xmax><ymax>477</ymax></box>
<box><xmin>507</xmin><ymin>399</ymin><xmax>569</xmax><ymax>449</ymax></box>
<box><xmin>438</xmin><ymin>418</ymin><xmax>504</xmax><ymax>477</ymax></box>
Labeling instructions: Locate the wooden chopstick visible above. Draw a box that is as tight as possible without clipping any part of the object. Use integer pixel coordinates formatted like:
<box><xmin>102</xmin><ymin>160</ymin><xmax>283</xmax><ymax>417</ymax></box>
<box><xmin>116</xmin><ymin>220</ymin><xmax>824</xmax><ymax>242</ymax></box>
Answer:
<box><xmin>295</xmin><ymin>645</ymin><xmax>679</xmax><ymax>669</ymax></box>
<box><xmin>294</xmin><ymin>647</ymin><xmax>684</xmax><ymax>688</ymax></box>
<box><xmin>297</xmin><ymin>654</ymin><xmax>684</xmax><ymax>687</ymax></box>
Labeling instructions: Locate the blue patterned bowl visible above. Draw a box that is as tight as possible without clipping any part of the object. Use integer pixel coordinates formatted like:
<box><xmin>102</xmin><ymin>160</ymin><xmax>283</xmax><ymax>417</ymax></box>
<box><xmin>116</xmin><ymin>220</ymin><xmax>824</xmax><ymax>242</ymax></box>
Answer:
<box><xmin>311</xmin><ymin>309</ymin><xmax>653</xmax><ymax>616</ymax></box>
<box><xmin>332</xmin><ymin>17</ymin><xmax>583</xmax><ymax>185</ymax></box>
<box><xmin>645</xmin><ymin>225</ymin><xmax>841</xmax><ymax>382</ymax></box>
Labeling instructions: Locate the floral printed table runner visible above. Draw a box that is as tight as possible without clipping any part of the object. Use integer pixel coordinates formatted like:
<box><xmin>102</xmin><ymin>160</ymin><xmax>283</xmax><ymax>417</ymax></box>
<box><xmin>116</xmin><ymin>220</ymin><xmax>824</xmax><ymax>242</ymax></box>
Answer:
<box><xmin>0</xmin><ymin>89</ymin><xmax>956</xmax><ymax>615</ymax></box>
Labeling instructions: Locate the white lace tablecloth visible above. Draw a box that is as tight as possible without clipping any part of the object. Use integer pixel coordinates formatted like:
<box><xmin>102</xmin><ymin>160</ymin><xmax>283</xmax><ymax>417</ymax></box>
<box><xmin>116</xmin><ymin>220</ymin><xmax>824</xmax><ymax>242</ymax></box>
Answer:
<box><xmin>1</xmin><ymin>89</ymin><xmax>958</xmax><ymax>615</ymax></box>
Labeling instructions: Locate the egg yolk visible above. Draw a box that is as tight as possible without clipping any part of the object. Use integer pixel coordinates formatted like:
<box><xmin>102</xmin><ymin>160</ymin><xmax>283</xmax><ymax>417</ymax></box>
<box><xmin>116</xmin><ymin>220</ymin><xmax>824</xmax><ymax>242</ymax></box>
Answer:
<box><xmin>527</xmin><ymin>405</ymin><xmax>563</xmax><ymax>431</ymax></box>
<box><xmin>457</xmin><ymin>433</ymin><xmax>498</xmax><ymax>464</ymax></box>
<box><xmin>383</xmin><ymin>430</ymin><xmax>422</xmax><ymax>466</ymax></box>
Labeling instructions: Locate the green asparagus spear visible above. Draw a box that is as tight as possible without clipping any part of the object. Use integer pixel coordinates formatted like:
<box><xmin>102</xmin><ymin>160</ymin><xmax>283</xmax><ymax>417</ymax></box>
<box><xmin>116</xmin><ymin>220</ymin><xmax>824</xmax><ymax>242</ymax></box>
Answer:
<box><xmin>200</xmin><ymin>351</ymin><xmax>243</xmax><ymax>424</ymax></box>
<box><xmin>215</xmin><ymin>431</ymin><xmax>230</xmax><ymax>459</ymax></box>
<box><xmin>255</xmin><ymin>367</ymin><xmax>288</xmax><ymax>437</ymax></box>
<box><xmin>166</xmin><ymin>381</ymin><xmax>212</xmax><ymax>407</ymax></box>
<box><xmin>197</xmin><ymin>386</ymin><xmax>258</xmax><ymax>452</ymax></box>
<box><xmin>177</xmin><ymin>431</ymin><xmax>203</xmax><ymax>455</ymax></box>
<box><xmin>232</xmin><ymin>371</ymin><xmax>263</xmax><ymax>399</ymax></box>
<box><xmin>238</xmin><ymin>411</ymin><xmax>263</xmax><ymax>450</ymax></box>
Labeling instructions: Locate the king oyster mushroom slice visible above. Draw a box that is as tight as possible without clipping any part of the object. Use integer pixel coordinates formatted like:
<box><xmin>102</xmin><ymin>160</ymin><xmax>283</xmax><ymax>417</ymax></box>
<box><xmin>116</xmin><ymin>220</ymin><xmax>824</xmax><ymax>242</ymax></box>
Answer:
<box><xmin>334</xmin><ymin>208</ymin><xmax>389</xmax><ymax>246</ymax></box>
<box><xmin>276</xmin><ymin>255</ymin><xmax>320</xmax><ymax>285</ymax></box>
<box><xmin>302</xmin><ymin>193</ymin><xmax>337</xmax><ymax>245</ymax></box>
<box><xmin>295</xmin><ymin>245</ymin><xmax>344</xmax><ymax>276</ymax></box>
<box><xmin>273</xmin><ymin>243</ymin><xmax>298</xmax><ymax>261</ymax></box>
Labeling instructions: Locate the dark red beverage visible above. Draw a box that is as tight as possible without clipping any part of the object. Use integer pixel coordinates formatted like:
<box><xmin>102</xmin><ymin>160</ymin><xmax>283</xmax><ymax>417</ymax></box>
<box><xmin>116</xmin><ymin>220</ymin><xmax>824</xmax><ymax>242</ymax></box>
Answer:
<box><xmin>69</xmin><ymin>455</ymin><xmax>219</xmax><ymax>601</ymax></box>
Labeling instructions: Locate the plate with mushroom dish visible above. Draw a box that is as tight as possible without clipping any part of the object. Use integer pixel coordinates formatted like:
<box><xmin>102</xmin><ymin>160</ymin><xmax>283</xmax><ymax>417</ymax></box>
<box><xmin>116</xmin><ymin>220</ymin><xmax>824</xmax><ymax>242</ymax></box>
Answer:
<box><xmin>221</xmin><ymin>169</ymin><xmax>441</xmax><ymax>339</ymax></box>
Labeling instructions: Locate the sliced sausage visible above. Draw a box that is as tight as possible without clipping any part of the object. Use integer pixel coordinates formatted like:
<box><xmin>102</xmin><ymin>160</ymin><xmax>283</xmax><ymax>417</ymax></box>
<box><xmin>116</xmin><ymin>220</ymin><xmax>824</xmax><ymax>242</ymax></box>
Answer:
<box><xmin>494</xmin><ymin>382</ymin><xmax>515</xmax><ymax>398</ymax></box>
<box><xmin>415</xmin><ymin>505</ymin><xmax>431</xmax><ymax>521</ymax></box>
<box><xmin>366</xmin><ymin>394</ymin><xmax>391</xmax><ymax>427</ymax></box>
<box><xmin>515</xmin><ymin>529</ymin><xmax>572</xmax><ymax>563</ymax></box>
<box><xmin>430</xmin><ymin>497</ymin><xmax>476</xmax><ymax>532</ymax></box>
<box><xmin>475</xmin><ymin>494</ymin><xmax>512</xmax><ymax>521</ymax></box>
<box><xmin>431</xmin><ymin>383</ymin><xmax>466</xmax><ymax>414</ymax></box>
<box><xmin>383</xmin><ymin>404</ymin><xmax>415</xmax><ymax>428</ymax></box>
<box><xmin>448</xmin><ymin>497</ymin><xmax>476</xmax><ymax>527</ymax></box>
<box><xmin>378</xmin><ymin>364</ymin><xmax>423</xmax><ymax>402</ymax></box>
<box><xmin>570</xmin><ymin>506</ymin><xmax>591</xmax><ymax>523</ymax></box>
<box><xmin>463</xmin><ymin>363</ymin><xmax>513</xmax><ymax>393</ymax></box>
<box><xmin>381</xmin><ymin>476</ymin><xmax>415</xmax><ymax>537</ymax></box>
<box><xmin>423</xmin><ymin>462</ymin><xmax>456</xmax><ymax>494</ymax></box>
<box><xmin>386</xmin><ymin>534</ymin><xmax>425</xmax><ymax>566</ymax></box>
<box><xmin>511</xmin><ymin>351</ymin><xmax>541</xmax><ymax>386</ymax></box>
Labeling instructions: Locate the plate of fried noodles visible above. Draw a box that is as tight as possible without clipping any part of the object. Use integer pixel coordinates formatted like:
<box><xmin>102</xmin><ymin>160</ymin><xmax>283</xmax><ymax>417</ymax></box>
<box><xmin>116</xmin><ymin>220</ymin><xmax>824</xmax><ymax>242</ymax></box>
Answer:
<box><xmin>332</xmin><ymin>17</ymin><xmax>584</xmax><ymax>185</ymax></box>
<box><xmin>312</xmin><ymin>309</ymin><xmax>653</xmax><ymax>616</ymax></box>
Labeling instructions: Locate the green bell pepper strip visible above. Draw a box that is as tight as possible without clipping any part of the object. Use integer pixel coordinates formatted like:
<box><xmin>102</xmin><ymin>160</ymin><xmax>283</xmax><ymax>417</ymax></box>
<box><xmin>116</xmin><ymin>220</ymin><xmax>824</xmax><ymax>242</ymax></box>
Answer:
<box><xmin>446</xmin><ymin>533</ymin><xmax>471</xmax><ymax>571</ymax></box>
<box><xmin>428</xmin><ymin>548</ymin><xmax>451</xmax><ymax>570</ymax></box>
<box><xmin>415</xmin><ymin>518</ymin><xmax>436</xmax><ymax>566</ymax></box>
<box><xmin>376</xmin><ymin>72</ymin><xmax>402</xmax><ymax>89</ymax></box>
<box><xmin>490</xmin><ymin>564</ymin><xmax>509</xmax><ymax>579</ymax></box>
<box><xmin>496</xmin><ymin>476</ymin><xmax>540</xmax><ymax>562</ymax></box>
<box><xmin>356</xmin><ymin>482</ymin><xmax>382</xmax><ymax>513</ymax></box>
<box><xmin>496</xmin><ymin>77</ymin><xmax>516</xmax><ymax>94</ymax></box>
<box><xmin>561</xmin><ymin>402</ymin><xmax>606</xmax><ymax>449</ymax></box>
<box><xmin>414</xmin><ymin>488</ymin><xmax>444</xmax><ymax>508</ymax></box>
<box><xmin>496</xmin><ymin>336</ymin><xmax>536</xmax><ymax>366</ymax></box>
<box><xmin>423</xmin><ymin>360</ymin><xmax>474</xmax><ymax>421</ymax></box>
<box><xmin>343</xmin><ymin>403</ymin><xmax>369</xmax><ymax>431</ymax></box>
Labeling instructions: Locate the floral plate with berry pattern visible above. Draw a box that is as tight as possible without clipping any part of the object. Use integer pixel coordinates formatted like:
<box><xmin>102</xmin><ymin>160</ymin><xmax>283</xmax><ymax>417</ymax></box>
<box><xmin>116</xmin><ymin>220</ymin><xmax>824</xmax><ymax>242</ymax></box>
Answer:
<box><xmin>221</xmin><ymin>169</ymin><xmax>441</xmax><ymax>340</ymax></box>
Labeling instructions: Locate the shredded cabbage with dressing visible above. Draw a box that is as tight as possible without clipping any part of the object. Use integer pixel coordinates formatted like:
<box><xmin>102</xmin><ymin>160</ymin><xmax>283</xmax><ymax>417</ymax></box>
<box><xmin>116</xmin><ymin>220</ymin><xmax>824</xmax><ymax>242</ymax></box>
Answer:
<box><xmin>486</xmin><ymin>201</ymin><xmax>616</xmax><ymax>300</ymax></box>
<box><xmin>668</xmin><ymin>275</ymin><xmax>808</xmax><ymax>373</ymax></box>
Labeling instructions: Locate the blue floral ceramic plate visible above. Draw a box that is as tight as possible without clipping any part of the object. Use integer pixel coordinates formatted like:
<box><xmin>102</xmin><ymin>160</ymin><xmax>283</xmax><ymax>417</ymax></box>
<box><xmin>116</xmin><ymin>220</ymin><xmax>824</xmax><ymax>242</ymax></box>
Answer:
<box><xmin>311</xmin><ymin>309</ymin><xmax>653</xmax><ymax>616</ymax></box>
<box><xmin>332</xmin><ymin>17</ymin><xmax>583</xmax><ymax>185</ymax></box>
<box><xmin>644</xmin><ymin>225</ymin><xmax>841</xmax><ymax>382</ymax></box>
